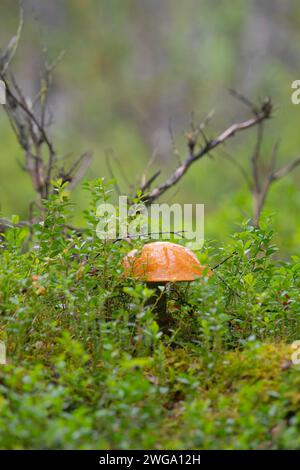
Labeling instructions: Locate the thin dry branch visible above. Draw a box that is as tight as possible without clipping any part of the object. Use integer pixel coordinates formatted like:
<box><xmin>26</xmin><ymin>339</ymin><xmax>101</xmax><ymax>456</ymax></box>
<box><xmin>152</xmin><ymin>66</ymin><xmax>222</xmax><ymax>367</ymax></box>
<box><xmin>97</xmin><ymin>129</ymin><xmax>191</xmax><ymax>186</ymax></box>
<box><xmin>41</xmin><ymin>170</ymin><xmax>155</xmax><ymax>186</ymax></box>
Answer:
<box><xmin>140</xmin><ymin>170</ymin><xmax>161</xmax><ymax>193</ymax></box>
<box><xmin>228</xmin><ymin>93</ymin><xmax>300</xmax><ymax>227</ymax></box>
<box><xmin>140</xmin><ymin>98</ymin><xmax>272</xmax><ymax>204</ymax></box>
<box><xmin>271</xmin><ymin>157</ymin><xmax>300</xmax><ymax>182</ymax></box>
<box><xmin>59</xmin><ymin>151</ymin><xmax>93</xmax><ymax>190</ymax></box>
<box><xmin>0</xmin><ymin>7</ymin><xmax>93</xmax><ymax>234</ymax></box>
<box><xmin>251</xmin><ymin>123</ymin><xmax>264</xmax><ymax>193</ymax></box>
<box><xmin>0</xmin><ymin>1</ymin><xmax>23</xmax><ymax>75</ymax></box>
<box><xmin>0</xmin><ymin>6</ymin><xmax>92</xmax><ymax>204</ymax></box>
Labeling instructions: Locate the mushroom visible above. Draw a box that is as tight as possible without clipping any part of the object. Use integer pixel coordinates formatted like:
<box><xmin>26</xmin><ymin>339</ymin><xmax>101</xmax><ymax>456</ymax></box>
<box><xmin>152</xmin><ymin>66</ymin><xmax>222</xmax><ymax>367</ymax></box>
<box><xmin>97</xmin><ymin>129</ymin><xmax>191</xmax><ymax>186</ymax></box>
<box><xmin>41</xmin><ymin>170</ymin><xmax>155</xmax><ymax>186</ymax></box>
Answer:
<box><xmin>122</xmin><ymin>241</ymin><xmax>211</xmax><ymax>329</ymax></box>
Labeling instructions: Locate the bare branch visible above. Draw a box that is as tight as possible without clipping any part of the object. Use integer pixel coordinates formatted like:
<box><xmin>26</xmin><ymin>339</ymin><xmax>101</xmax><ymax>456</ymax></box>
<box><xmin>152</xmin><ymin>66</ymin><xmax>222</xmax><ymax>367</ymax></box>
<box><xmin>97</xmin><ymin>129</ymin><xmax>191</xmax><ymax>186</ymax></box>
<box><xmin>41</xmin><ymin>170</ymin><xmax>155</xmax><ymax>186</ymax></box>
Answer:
<box><xmin>271</xmin><ymin>157</ymin><xmax>300</xmax><ymax>182</ymax></box>
<box><xmin>0</xmin><ymin>6</ymin><xmax>91</xmax><ymax>203</ymax></box>
<box><xmin>0</xmin><ymin>1</ymin><xmax>23</xmax><ymax>74</ymax></box>
<box><xmin>61</xmin><ymin>151</ymin><xmax>93</xmax><ymax>190</ymax></box>
<box><xmin>251</xmin><ymin>122</ymin><xmax>264</xmax><ymax>193</ymax></box>
<box><xmin>268</xmin><ymin>139</ymin><xmax>281</xmax><ymax>174</ymax></box>
<box><xmin>141</xmin><ymin>98</ymin><xmax>272</xmax><ymax>204</ymax></box>
<box><xmin>140</xmin><ymin>170</ymin><xmax>161</xmax><ymax>193</ymax></box>
<box><xmin>229</xmin><ymin>88</ymin><xmax>259</xmax><ymax>115</ymax></box>
<box><xmin>140</xmin><ymin>147</ymin><xmax>159</xmax><ymax>191</ymax></box>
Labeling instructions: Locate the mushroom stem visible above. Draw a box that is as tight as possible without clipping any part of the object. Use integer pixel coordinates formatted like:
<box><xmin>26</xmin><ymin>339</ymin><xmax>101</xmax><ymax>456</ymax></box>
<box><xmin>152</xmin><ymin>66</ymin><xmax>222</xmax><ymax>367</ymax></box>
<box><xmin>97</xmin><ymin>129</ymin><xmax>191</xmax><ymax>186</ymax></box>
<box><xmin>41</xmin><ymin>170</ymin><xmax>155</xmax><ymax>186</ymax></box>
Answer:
<box><xmin>146</xmin><ymin>283</ymin><xmax>173</xmax><ymax>331</ymax></box>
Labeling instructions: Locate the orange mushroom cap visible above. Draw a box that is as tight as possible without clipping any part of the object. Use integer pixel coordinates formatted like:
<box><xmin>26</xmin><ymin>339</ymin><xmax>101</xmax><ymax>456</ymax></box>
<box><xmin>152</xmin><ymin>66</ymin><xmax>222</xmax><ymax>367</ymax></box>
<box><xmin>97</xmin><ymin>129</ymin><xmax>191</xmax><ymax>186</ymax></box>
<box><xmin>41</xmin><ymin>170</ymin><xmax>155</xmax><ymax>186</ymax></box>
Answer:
<box><xmin>122</xmin><ymin>241</ymin><xmax>211</xmax><ymax>283</ymax></box>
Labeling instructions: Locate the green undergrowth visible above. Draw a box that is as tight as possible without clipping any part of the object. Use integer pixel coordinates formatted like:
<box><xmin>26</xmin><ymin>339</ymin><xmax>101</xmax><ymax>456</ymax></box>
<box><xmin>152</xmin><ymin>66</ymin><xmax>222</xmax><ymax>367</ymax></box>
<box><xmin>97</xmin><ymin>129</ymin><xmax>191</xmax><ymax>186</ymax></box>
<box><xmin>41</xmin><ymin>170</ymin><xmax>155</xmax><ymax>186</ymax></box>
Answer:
<box><xmin>0</xmin><ymin>179</ymin><xmax>300</xmax><ymax>449</ymax></box>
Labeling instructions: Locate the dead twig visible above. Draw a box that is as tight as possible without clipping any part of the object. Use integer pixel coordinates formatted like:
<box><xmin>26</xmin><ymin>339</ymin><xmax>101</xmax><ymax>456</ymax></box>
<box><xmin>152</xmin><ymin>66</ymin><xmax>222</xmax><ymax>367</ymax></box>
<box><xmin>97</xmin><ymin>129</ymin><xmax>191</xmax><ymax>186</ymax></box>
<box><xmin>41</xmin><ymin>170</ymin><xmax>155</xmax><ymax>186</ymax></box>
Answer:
<box><xmin>214</xmin><ymin>90</ymin><xmax>300</xmax><ymax>227</ymax></box>
<box><xmin>0</xmin><ymin>4</ymin><xmax>92</xmax><ymax>228</ymax></box>
<box><xmin>139</xmin><ymin>98</ymin><xmax>272</xmax><ymax>204</ymax></box>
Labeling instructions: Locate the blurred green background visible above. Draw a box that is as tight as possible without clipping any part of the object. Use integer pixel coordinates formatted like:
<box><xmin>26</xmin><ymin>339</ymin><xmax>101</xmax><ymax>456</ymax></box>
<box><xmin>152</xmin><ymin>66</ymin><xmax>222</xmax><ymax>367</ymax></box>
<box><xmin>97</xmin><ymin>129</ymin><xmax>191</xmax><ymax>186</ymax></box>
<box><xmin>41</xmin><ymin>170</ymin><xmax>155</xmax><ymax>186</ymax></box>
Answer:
<box><xmin>1</xmin><ymin>0</ymin><xmax>300</xmax><ymax>253</ymax></box>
